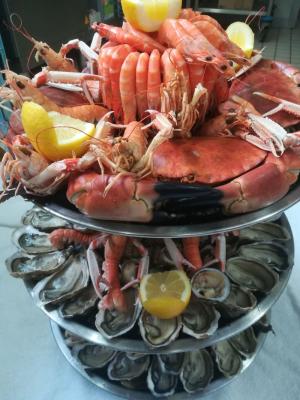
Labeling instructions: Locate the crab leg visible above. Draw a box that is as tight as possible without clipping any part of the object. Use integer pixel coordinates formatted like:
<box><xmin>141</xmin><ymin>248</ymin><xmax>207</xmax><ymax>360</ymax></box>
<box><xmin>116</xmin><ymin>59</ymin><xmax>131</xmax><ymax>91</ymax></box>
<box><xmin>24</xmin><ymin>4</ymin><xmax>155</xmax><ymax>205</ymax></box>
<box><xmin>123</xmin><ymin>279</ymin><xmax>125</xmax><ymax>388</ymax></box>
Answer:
<box><xmin>182</xmin><ymin>237</ymin><xmax>203</xmax><ymax>269</ymax></box>
<box><xmin>164</xmin><ymin>238</ymin><xmax>197</xmax><ymax>270</ymax></box>
<box><xmin>254</xmin><ymin>92</ymin><xmax>300</xmax><ymax>118</ymax></box>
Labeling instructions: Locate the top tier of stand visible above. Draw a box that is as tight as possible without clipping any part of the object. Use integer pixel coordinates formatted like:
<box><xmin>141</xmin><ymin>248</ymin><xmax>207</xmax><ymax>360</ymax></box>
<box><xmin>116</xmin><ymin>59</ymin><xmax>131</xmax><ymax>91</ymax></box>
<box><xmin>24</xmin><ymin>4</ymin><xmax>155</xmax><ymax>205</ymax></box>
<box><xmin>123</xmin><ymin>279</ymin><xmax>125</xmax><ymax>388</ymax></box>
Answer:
<box><xmin>31</xmin><ymin>183</ymin><xmax>300</xmax><ymax>238</ymax></box>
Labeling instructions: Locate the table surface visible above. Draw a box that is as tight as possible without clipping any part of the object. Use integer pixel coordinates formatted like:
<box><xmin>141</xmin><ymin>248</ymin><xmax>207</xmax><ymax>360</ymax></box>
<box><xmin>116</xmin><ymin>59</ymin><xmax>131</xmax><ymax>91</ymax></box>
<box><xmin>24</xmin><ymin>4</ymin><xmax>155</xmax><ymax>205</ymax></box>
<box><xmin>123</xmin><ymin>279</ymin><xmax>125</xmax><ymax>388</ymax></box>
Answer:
<box><xmin>1</xmin><ymin>197</ymin><xmax>300</xmax><ymax>400</ymax></box>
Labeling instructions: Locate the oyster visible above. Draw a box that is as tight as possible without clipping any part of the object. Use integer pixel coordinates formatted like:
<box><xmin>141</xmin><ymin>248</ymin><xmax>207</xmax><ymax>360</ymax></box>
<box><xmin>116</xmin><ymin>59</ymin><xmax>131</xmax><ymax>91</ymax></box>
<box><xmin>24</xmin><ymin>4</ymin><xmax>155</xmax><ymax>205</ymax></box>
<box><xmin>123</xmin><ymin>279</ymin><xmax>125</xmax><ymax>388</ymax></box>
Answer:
<box><xmin>108</xmin><ymin>352</ymin><xmax>150</xmax><ymax>381</ymax></box>
<box><xmin>22</xmin><ymin>207</ymin><xmax>71</xmax><ymax>232</ymax></box>
<box><xmin>182</xmin><ymin>298</ymin><xmax>220</xmax><ymax>339</ymax></box>
<box><xmin>147</xmin><ymin>356</ymin><xmax>178</xmax><ymax>397</ymax></box>
<box><xmin>95</xmin><ymin>289</ymin><xmax>141</xmax><ymax>338</ymax></box>
<box><xmin>180</xmin><ymin>349</ymin><xmax>214</xmax><ymax>393</ymax></box>
<box><xmin>31</xmin><ymin>252</ymin><xmax>89</xmax><ymax>306</ymax></box>
<box><xmin>139</xmin><ymin>310</ymin><xmax>182</xmax><ymax>348</ymax></box>
<box><xmin>239</xmin><ymin>222</ymin><xmax>290</xmax><ymax>242</ymax></box>
<box><xmin>238</xmin><ymin>242</ymin><xmax>290</xmax><ymax>272</ymax></box>
<box><xmin>126</xmin><ymin>352</ymin><xmax>147</xmax><ymax>360</ymax></box>
<box><xmin>226</xmin><ymin>257</ymin><xmax>279</xmax><ymax>293</ymax></box>
<box><xmin>191</xmin><ymin>268</ymin><xmax>231</xmax><ymax>302</ymax></box>
<box><xmin>72</xmin><ymin>343</ymin><xmax>115</xmax><ymax>369</ymax></box>
<box><xmin>64</xmin><ymin>330</ymin><xmax>86</xmax><ymax>347</ymax></box>
<box><xmin>214</xmin><ymin>340</ymin><xmax>243</xmax><ymax>378</ymax></box>
<box><xmin>58</xmin><ymin>285</ymin><xmax>98</xmax><ymax>318</ymax></box>
<box><xmin>218</xmin><ymin>284</ymin><xmax>257</xmax><ymax>319</ymax></box>
<box><xmin>229</xmin><ymin>327</ymin><xmax>257</xmax><ymax>358</ymax></box>
<box><xmin>120</xmin><ymin>374</ymin><xmax>147</xmax><ymax>390</ymax></box>
<box><xmin>6</xmin><ymin>249</ymin><xmax>72</xmax><ymax>279</ymax></box>
<box><xmin>12</xmin><ymin>227</ymin><xmax>53</xmax><ymax>254</ymax></box>
<box><xmin>157</xmin><ymin>353</ymin><xmax>184</xmax><ymax>375</ymax></box>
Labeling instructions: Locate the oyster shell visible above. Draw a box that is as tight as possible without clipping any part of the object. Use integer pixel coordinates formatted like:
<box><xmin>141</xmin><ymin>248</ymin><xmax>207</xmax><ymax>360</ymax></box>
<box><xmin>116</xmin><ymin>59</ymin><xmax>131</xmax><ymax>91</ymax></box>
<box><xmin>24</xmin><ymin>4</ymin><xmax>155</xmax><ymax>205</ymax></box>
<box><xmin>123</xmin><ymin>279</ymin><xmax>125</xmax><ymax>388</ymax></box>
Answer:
<box><xmin>72</xmin><ymin>343</ymin><xmax>115</xmax><ymax>369</ymax></box>
<box><xmin>147</xmin><ymin>356</ymin><xmax>178</xmax><ymax>397</ymax></box>
<box><xmin>6</xmin><ymin>249</ymin><xmax>72</xmax><ymax>279</ymax></box>
<box><xmin>214</xmin><ymin>340</ymin><xmax>243</xmax><ymax>378</ymax></box>
<box><xmin>108</xmin><ymin>352</ymin><xmax>150</xmax><ymax>381</ymax></box>
<box><xmin>64</xmin><ymin>330</ymin><xmax>85</xmax><ymax>347</ymax></box>
<box><xmin>12</xmin><ymin>227</ymin><xmax>53</xmax><ymax>254</ymax></box>
<box><xmin>31</xmin><ymin>252</ymin><xmax>89</xmax><ymax>306</ymax></box>
<box><xmin>239</xmin><ymin>222</ymin><xmax>290</xmax><ymax>242</ymax></box>
<box><xmin>139</xmin><ymin>310</ymin><xmax>182</xmax><ymax>348</ymax></box>
<box><xmin>22</xmin><ymin>207</ymin><xmax>71</xmax><ymax>232</ymax></box>
<box><xmin>95</xmin><ymin>289</ymin><xmax>141</xmax><ymax>338</ymax></box>
<box><xmin>182</xmin><ymin>298</ymin><xmax>220</xmax><ymax>339</ymax></box>
<box><xmin>120</xmin><ymin>374</ymin><xmax>147</xmax><ymax>390</ymax></box>
<box><xmin>157</xmin><ymin>353</ymin><xmax>184</xmax><ymax>375</ymax></box>
<box><xmin>126</xmin><ymin>352</ymin><xmax>147</xmax><ymax>360</ymax></box>
<box><xmin>58</xmin><ymin>285</ymin><xmax>98</xmax><ymax>318</ymax></box>
<box><xmin>226</xmin><ymin>257</ymin><xmax>279</xmax><ymax>293</ymax></box>
<box><xmin>180</xmin><ymin>349</ymin><xmax>214</xmax><ymax>393</ymax></box>
<box><xmin>191</xmin><ymin>268</ymin><xmax>231</xmax><ymax>302</ymax></box>
<box><xmin>218</xmin><ymin>284</ymin><xmax>257</xmax><ymax>319</ymax></box>
<box><xmin>229</xmin><ymin>327</ymin><xmax>257</xmax><ymax>358</ymax></box>
<box><xmin>238</xmin><ymin>242</ymin><xmax>290</xmax><ymax>272</ymax></box>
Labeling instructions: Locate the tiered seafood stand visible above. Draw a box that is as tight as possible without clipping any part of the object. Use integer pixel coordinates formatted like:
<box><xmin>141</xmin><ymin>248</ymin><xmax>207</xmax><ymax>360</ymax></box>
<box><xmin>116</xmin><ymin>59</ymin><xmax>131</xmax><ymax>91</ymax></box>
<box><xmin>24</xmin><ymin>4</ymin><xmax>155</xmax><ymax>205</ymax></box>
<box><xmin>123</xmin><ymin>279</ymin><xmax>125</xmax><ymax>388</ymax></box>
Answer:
<box><xmin>4</xmin><ymin>187</ymin><xmax>299</xmax><ymax>399</ymax></box>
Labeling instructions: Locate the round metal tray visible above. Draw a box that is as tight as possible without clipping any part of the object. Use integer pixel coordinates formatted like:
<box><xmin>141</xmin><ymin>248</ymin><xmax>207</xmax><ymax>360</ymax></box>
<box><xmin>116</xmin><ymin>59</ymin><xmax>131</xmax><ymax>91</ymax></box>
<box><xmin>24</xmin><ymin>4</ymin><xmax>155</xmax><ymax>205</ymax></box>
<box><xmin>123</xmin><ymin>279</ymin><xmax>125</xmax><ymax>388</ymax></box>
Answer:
<box><xmin>50</xmin><ymin>316</ymin><xmax>270</xmax><ymax>399</ymax></box>
<box><xmin>25</xmin><ymin>214</ymin><xmax>294</xmax><ymax>354</ymax></box>
<box><xmin>32</xmin><ymin>180</ymin><xmax>300</xmax><ymax>238</ymax></box>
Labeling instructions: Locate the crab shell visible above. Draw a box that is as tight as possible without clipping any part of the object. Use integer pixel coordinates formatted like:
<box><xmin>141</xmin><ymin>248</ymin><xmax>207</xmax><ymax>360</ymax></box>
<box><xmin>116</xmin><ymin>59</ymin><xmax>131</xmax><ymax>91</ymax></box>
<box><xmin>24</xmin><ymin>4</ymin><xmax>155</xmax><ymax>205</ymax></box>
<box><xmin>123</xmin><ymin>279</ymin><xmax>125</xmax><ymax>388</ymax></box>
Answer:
<box><xmin>67</xmin><ymin>136</ymin><xmax>300</xmax><ymax>223</ymax></box>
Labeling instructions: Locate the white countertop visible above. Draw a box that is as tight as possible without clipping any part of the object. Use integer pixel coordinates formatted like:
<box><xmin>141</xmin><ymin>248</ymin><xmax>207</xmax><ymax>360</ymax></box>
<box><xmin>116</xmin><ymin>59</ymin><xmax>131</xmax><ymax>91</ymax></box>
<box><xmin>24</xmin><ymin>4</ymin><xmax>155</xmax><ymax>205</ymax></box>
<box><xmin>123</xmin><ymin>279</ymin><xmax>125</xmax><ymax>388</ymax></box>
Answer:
<box><xmin>1</xmin><ymin>197</ymin><xmax>300</xmax><ymax>400</ymax></box>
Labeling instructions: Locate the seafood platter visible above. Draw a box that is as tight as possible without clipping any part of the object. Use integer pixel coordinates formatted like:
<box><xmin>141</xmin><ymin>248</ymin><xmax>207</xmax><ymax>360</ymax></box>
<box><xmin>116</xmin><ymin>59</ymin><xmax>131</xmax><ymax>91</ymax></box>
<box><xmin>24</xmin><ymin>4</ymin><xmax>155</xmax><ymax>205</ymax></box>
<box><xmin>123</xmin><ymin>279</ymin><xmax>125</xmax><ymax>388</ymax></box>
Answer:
<box><xmin>1</xmin><ymin>0</ymin><xmax>300</xmax><ymax>397</ymax></box>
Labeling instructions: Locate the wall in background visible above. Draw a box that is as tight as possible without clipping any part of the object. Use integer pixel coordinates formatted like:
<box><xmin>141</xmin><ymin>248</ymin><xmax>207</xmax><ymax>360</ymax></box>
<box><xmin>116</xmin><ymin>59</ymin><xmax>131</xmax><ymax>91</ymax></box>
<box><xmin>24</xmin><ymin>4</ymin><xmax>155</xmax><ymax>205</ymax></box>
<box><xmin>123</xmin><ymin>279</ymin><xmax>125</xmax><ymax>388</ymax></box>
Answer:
<box><xmin>273</xmin><ymin>0</ymin><xmax>300</xmax><ymax>28</ymax></box>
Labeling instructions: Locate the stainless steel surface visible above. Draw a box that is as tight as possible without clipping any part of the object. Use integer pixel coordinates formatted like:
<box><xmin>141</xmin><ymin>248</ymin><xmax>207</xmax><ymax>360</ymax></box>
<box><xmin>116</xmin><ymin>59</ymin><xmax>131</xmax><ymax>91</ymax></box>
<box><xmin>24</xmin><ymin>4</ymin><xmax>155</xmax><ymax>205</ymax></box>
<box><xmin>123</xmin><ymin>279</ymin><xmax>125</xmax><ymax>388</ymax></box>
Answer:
<box><xmin>50</xmin><ymin>316</ymin><xmax>270</xmax><ymax>399</ymax></box>
<box><xmin>198</xmin><ymin>7</ymin><xmax>268</xmax><ymax>16</ymax></box>
<box><xmin>25</xmin><ymin>215</ymin><xmax>294</xmax><ymax>354</ymax></box>
<box><xmin>33</xmin><ymin>182</ymin><xmax>300</xmax><ymax>238</ymax></box>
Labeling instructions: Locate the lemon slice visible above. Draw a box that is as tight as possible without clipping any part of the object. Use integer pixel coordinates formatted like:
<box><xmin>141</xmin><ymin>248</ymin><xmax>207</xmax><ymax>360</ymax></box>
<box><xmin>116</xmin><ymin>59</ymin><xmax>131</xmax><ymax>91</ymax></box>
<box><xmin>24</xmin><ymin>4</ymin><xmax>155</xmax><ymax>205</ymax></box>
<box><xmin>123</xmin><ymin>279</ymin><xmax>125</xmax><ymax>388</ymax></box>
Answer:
<box><xmin>21</xmin><ymin>101</ymin><xmax>95</xmax><ymax>161</ymax></box>
<box><xmin>226</xmin><ymin>21</ymin><xmax>254</xmax><ymax>58</ymax></box>
<box><xmin>121</xmin><ymin>0</ymin><xmax>182</xmax><ymax>32</ymax></box>
<box><xmin>139</xmin><ymin>270</ymin><xmax>191</xmax><ymax>319</ymax></box>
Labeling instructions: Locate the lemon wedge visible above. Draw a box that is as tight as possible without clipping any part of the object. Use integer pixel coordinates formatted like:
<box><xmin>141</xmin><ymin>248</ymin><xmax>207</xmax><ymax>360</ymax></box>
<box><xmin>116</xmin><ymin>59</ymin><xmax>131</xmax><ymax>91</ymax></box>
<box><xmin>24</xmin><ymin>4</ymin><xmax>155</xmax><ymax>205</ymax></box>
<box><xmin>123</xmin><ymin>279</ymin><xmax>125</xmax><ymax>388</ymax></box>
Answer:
<box><xmin>139</xmin><ymin>270</ymin><xmax>191</xmax><ymax>319</ymax></box>
<box><xmin>226</xmin><ymin>21</ymin><xmax>254</xmax><ymax>58</ymax></box>
<box><xmin>121</xmin><ymin>0</ymin><xmax>182</xmax><ymax>32</ymax></box>
<box><xmin>21</xmin><ymin>101</ymin><xmax>95</xmax><ymax>161</ymax></box>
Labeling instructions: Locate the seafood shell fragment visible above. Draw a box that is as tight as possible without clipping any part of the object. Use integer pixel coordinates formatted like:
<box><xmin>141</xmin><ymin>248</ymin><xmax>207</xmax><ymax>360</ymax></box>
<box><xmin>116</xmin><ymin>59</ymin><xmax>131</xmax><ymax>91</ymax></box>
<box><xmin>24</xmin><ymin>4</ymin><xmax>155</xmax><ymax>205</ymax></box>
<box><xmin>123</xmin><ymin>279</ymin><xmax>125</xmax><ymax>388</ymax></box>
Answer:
<box><xmin>147</xmin><ymin>356</ymin><xmax>178</xmax><ymax>398</ymax></box>
<box><xmin>5</xmin><ymin>248</ymin><xmax>72</xmax><ymax>279</ymax></box>
<box><xmin>180</xmin><ymin>349</ymin><xmax>214</xmax><ymax>394</ymax></box>
<box><xmin>238</xmin><ymin>242</ymin><xmax>290</xmax><ymax>272</ymax></box>
<box><xmin>72</xmin><ymin>343</ymin><xmax>115</xmax><ymax>369</ymax></box>
<box><xmin>226</xmin><ymin>257</ymin><xmax>279</xmax><ymax>293</ymax></box>
<box><xmin>108</xmin><ymin>353</ymin><xmax>150</xmax><ymax>381</ymax></box>
<box><xmin>31</xmin><ymin>252</ymin><xmax>89</xmax><ymax>306</ymax></box>
<box><xmin>58</xmin><ymin>285</ymin><xmax>98</xmax><ymax>318</ymax></box>
<box><xmin>239</xmin><ymin>222</ymin><xmax>290</xmax><ymax>242</ymax></box>
<box><xmin>12</xmin><ymin>227</ymin><xmax>53</xmax><ymax>254</ymax></box>
<box><xmin>218</xmin><ymin>284</ymin><xmax>257</xmax><ymax>319</ymax></box>
<box><xmin>22</xmin><ymin>207</ymin><xmax>71</xmax><ymax>232</ymax></box>
<box><xmin>229</xmin><ymin>327</ymin><xmax>257</xmax><ymax>358</ymax></box>
<box><xmin>157</xmin><ymin>353</ymin><xmax>184</xmax><ymax>376</ymax></box>
<box><xmin>191</xmin><ymin>268</ymin><xmax>231</xmax><ymax>302</ymax></box>
<box><xmin>95</xmin><ymin>289</ymin><xmax>141</xmax><ymax>338</ymax></box>
<box><xmin>214</xmin><ymin>340</ymin><xmax>243</xmax><ymax>378</ymax></box>
<box><xmin>139</xmin><ymin>310</ymin><xmax>182</xmax><ymax>348</ymax></box>
<box><xmin>182</xmin><ymin>298</ymin><xmax>220</xmax><ymax>339</ymax></box>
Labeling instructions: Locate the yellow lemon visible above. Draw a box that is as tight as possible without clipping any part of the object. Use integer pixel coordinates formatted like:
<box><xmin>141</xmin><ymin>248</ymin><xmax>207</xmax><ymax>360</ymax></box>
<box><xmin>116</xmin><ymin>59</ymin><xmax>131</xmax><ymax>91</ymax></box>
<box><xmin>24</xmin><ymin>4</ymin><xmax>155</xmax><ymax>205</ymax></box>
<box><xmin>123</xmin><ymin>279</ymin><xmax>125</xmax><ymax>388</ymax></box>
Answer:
<box><xmin>121</xmin><ymin>0</ymin><xmax>182</xmax><ymax>32</ymax></box>
<box><xmin>139</xmin><ymin>270</ymin><xmax>191</xmax><ymax>319</ymax></box>
<box><xmin>226</xmin><ymin>21</ymin><xmax>254</xmax><ymax>58</ymax></box>
<box><xmin>21</xmin><ymin>101</ymin><xmax>95</xmax><ymax>161</ymax></box>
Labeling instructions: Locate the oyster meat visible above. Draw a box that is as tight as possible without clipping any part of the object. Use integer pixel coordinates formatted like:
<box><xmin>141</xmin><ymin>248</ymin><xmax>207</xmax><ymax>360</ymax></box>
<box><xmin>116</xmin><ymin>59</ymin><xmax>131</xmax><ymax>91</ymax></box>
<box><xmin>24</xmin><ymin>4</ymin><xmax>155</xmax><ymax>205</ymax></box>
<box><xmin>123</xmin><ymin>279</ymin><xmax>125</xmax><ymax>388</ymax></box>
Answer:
<box><xmin>226</xmin><ymin>257</ymin><xmax>279</xmax><ymax>293</ymax></box>
<box><xmin>139</xmin><ymin>310</ymin><xmax>182</xmax><ymax>348</ymax></box>
<box><xmin>59</xmin><ymin>285</ymin><xmax>98</xmax><ymax>318</ymax></box>
<box><xmin>158</xmin><ymin>353</ymin><xmax>184</xmax><ymax>375</ymax></box>
<box><xmin>147</xmin><ymin>356</ymin><xmax>178</xmax><ymax>397</ymax></box>
<box><xmin>239</xmin><ymin>222</ymin><xmax>290</xmax><ymax>242</ymax></box>
<box><xmin>72</xmin><ymin>343</ymin><xmax>115</xmax><ymax>369</ymax></box>
<box><xmin>12</xmin><ymin>227</ymin><xmax>53</xmax><ymax>254</ymax></box>
<box><xmin>218</xmin><ymin>284</ymin><xmax>257</xmax><ymax>319</ymax></box>
<box><xmin>214</xmin><ymin>340</ymin><xmax>243</xmax><ymax>378</ymax></box>
<box><xmin>191</xmin><ymin>268</ymin><xmax>231</xmax><ymax>302</ymax></box>
<box><xmin>22</xmin><ymin>207</ymin><xmax>71</xmax><ymax>232</ymax></box>
<box><xmin>180</xmin><ymin>349</ymin><xmax>214</xmax><ymax>393</ymax></box>
<box><xmin>108</xmin><ymin>352</ymin><xmax>150</xmax><ymax>381</ymax></box>
<box><xmin>182</xmin><ymin>298</ymin><xmax>220</xmax><ymax>339</ymax></box>
<box><xmin>229</xmin><ymin>327</ymin><xmax>257</xmax><ymax>358</ymax></box>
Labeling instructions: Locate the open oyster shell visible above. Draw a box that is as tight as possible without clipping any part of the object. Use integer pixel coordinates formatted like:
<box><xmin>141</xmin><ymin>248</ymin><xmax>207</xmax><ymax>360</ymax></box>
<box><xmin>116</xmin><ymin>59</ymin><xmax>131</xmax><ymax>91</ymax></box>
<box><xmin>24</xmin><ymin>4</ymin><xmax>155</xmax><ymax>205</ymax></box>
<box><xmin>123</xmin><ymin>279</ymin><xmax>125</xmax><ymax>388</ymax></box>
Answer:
<box><xmin>6</xmin><ymin>248</ymin><xmax>72</xmax><ymax>279</ymax></box>
<box><xmin>12</xmin><ymin>227</ymin><xmax>53</xmax><ymax>254</ymax></box>
<box><xmin>147</xmin><ymin>356</ymin><xmax>178</xmax><ymax>397</ymax></box>
<box><xmin>238</xmin><ymin>222</ymin><xmax>291</xmax><ymax>242</ymax></box>
<box><xmin>72</xmin><ymin>343</ymin><xmax>115</xmax><ymax>369</ymax></box>
<box><xmin>139</xmin><ymin>310</ymin><xmax>182</xmax><ymax>348</ymax></box>
<box><xmin>226</xmin><ymin>257</ymin><xmax>279</xmax><ymax>293</ymax></box>
<box><xmin>31</xmin><ymin>252</ymin><xmax>89</xmax><ymax>306</ymax></box>
<box><xmin>22</xmin><ymin>207</ymin><xmax>71</xmax><ymax>232</ymax></box>
<box><xmin>182</xmin><ymin>298</ymin><xmax>220</xmax><ymax>339</ymax></box>
<box><xmin>108</xmin><ymin>353</ymin><xmax>150</xmax><ymax>381</ymax></box>
<box><xmin>58</xmin><ymin>285</ymin><xmax>98</xmax><ymax>319</ymax></box>
<box><xmin>191</xmin><ymin>268</ymin><xmax>231</xmax><ymax>302</ymax></box>
<box><xmin>95</xmin><ymin>289</ymin><xmax>142</xmax><ymax>339</ymax></box>
<box><xmin>180</xmin><ymin>349</ymin><xmax>214</xmax><ymax>394</ymax></box>
<box><xmin>157</xmin><ymin>353</ymin><xmax>184</xmax><ymax>376</ymax></box>
<box><xmin>229</xmin><ymin>326</ymin><xmax>257</xmax><ymax>358</ymax></box>
<box><xmin>217</xmin><ymin>284</ymin><xmax>257</xmax><ymax>319</ymax></box>
<box><xmin>214</xmin><ymin>340</ymin><xmax>243</xmax><ymax>378</ymax></box>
